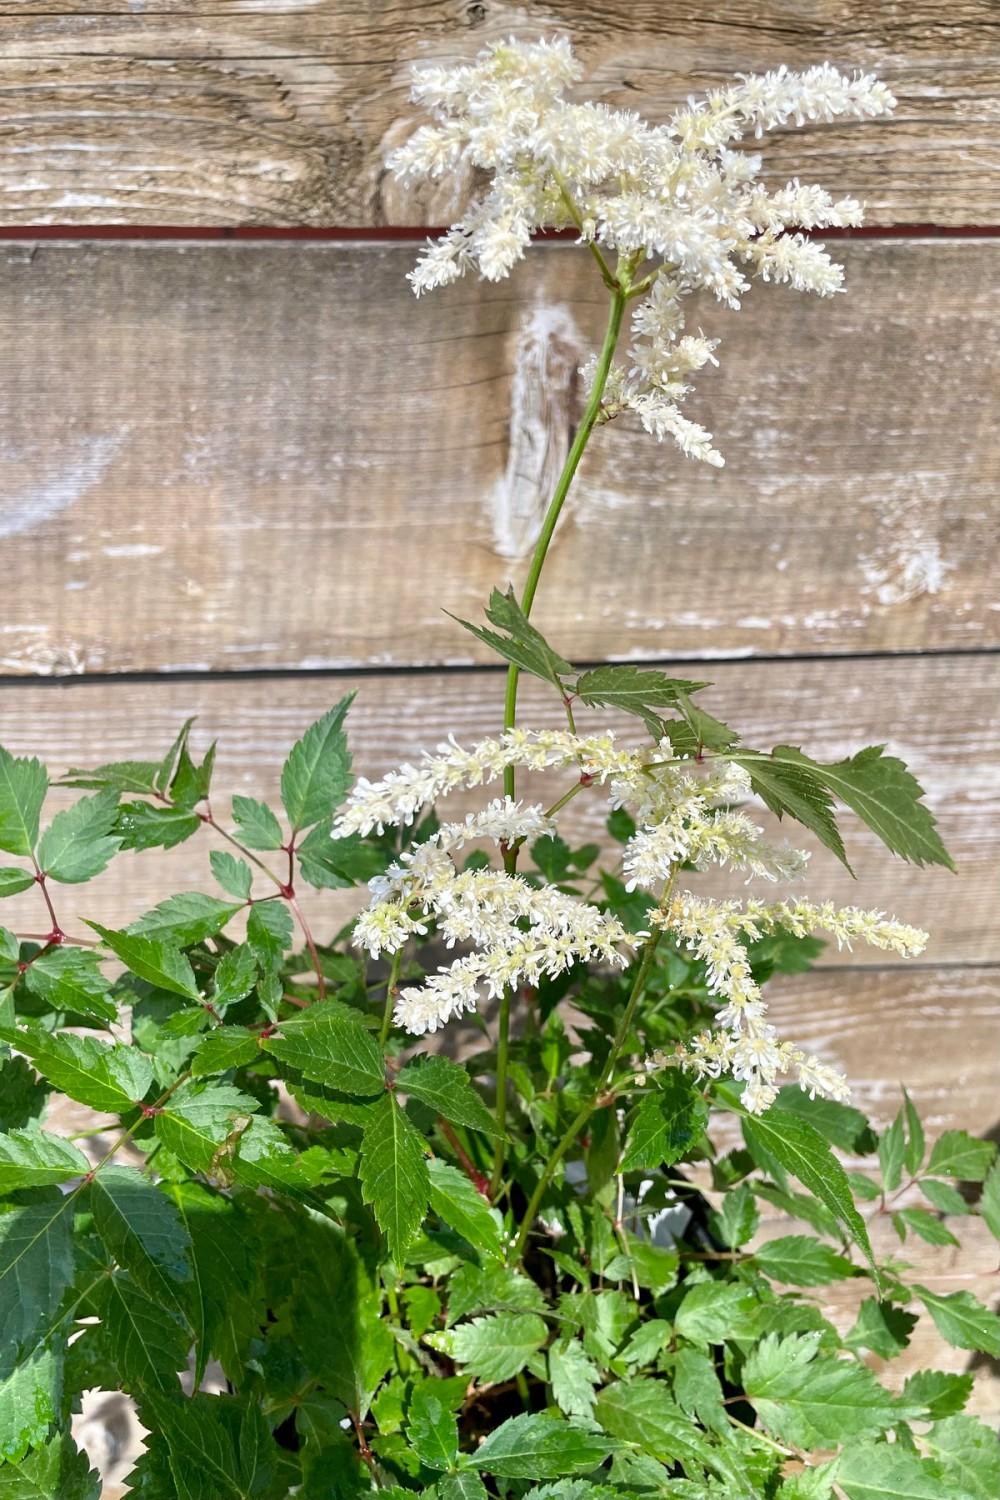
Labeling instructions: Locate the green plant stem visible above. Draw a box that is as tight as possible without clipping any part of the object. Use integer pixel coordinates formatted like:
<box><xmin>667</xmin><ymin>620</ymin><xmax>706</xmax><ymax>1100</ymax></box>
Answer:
<box><xmin>379</xmin><ymin>947</ymin><xmax>404</xmax><ymax>1047</ymax></box>
<box><xmin>511</xmin><ymin>929</ymin><xmax>661</xmax><ymax>1263</ymax></box>
<box><xmin>489</xmin><ymin>987</ymin><xmax>512</xmax><ymax>1199</ymax></box>
<box><xmin>501</xmin><ymin>285</ymin><xmax>628</xmax><ymax>804</ymax></box>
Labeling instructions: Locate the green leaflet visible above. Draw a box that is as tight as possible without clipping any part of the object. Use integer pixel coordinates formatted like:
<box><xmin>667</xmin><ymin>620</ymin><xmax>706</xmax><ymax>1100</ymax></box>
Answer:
<box><xmin>125</xmin><ymin>893</ymin><xmax>245</xmax><ymax>949</ymax></box>
<box><xmin>280</xmin><ymin>698</ymin><xmax>353</xmax><ymax>832</ymax></box>
<box><xmin>471</xmin><ymin>1412</ymin><xmax>615</xmax><ymax>1479</ymax></box>
<box><xmin>407</xmin><ymin>1381</ymin><xmax>460</xmax><ymax>1471</ymax></box>
<box><xmin>436</xmin><ymin>1313</ymin><xmax>548</xmax><ymax>1384</ymax></box>
<box><xmin>0</xmin><ymin>1432</ymin><xmax>100</xmax><ymax>1500</ymax></box>
<box><xmin>91</xmin><ymin>1167</ymin><xmax>193</xmax><ymax>1310</ymax></box>
<box><xmin>116</xmin><ymin>802</ymin><xmax>202</xmax><ymax>851</ymax></box>
<box><xmin>0</xmin><ymin>1197</ymin><xmax>75</xmax><ymax>1355</ymax></box>
<box><xmin>743</xmin><ymin>1334</ymin><xmax>903</xmax><ymax>1447</ymax></box>
<box><xmin>208</xmin><ymin>850</ymin><xmax>253</xmax><ymax>900</ymax></box>
<box><xmin>265</xmin><ymin>1006</ymin><xmax>385</xmax><ymax>1096</ymax></box>
<box><xmin>837</xmin><ymin>1442</ymin><xmax>948</xmax><ymax>1500</ymax></box>
<box><xmin>751</xmin><ymin>1235</ymin><xmax>855</xmax><ymax>1287</ymax></box>
<box><xmin>104</xmin><ymin>1273</ymin><xmax>191</xmax><ymax>1395</ymax></box>
<box><xmin>0</xmin><ymin>749</ymin><xmax>47</xmax><ymax>859</ymax></box>
<box><xmin>36</xmin><ymin>789</ymin><xmax>121</xmax><ymax>884</ymax></box>
<box><xmin>913</xmin><ymin>1285</ymin><xmax>1000</xmax><ymax>1356</ymax></box>
<box><xmin>594</xmin><ymin>1377</ymin><xmax>736</xmax><ymax>1483</ymax></box>
<box><xmin>620</xmin><ymin>1074</ymin><xmax>709</xmax><ymax>1171</ymax></box>
<box><xmin>548</xmin><ymin>1339</ymin><xmax>601</xmax><ymax>1419</ymax></box>
<box><xmin>22</xmin><ymin>945</ymin><xmax>117</xmax><ymax>1025</ymax></box>
<box><xmin>1</xmin><ymin>1027</ymin><xmax>154</xmax><ymax>1114</ymax></box>
<box><xmin>397</xmin><ymin>1054</ymin><xmax>504</xmax><ymax>1138</ymax></box>
<box><xmin>427</xmin><ymin>1159</ymin><xmax>503</xmax><ymax>1260</ymax></box>
<box><xmin>359</xmin><ymin>1093</ymin><xmax>429</xmax><ymax>1261</ymax></box>
<box><xmin>87</xmin><ymin>922</ymin><xmax>201</xmax><ymax>1002</ymax></box>
<box><xmin>573</xmin><ymin>665</ymin><xmax>707</xmax><ymax>735</ymax></box>
<box><xmin>923</xmin><ymin>1415</ymin><xmax>1000</xmax><ymax>1499</ymax></box>
<box><xmin>0</xmin><ymin>870</ymin><xmax>33</xmax><ymax>900</ymax></box>
<box><xmin>449</xmin><ymin>587</ymin><xmax>574</xmax><ymax>694</ymax></box>
<box><xmin>0</xmin><ymin>1339</ymin><xmax>63</xmax><ymax>1463</ymax></box>
<box><xmin>230</xmin><ymin>796</ymin><xmax>284</xmax><ymax>851</ymax></box>
<box><xmin>141</xmin><ymin>1393</ymin><xmax>281</xmax><ymax>1500</ymax></box>
<box><xmin>0</xmin><ymin>1126</ymin><xmax>89</xmax><ymax>1194</ymax></box>
<box><xmin>742</xmin><ymin>1107</ymin><xmax>877</xmax><ymax>1277</ymax></box>
<box><xmin>926</xmin><ymin>1129</ymin><xmax>997</xmax><ymax>1182</ymax></box>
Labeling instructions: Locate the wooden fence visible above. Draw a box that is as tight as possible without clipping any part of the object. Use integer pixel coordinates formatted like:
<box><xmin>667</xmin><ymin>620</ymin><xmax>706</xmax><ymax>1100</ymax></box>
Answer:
<box><xmin>1</xmin><ymin>0</ymin><xmax>998</xmax><ymax>1424</ymax></box>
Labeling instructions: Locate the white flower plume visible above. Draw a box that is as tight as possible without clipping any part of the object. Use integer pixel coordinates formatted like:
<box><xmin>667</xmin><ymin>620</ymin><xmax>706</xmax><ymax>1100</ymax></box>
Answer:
<box><xmin>387</xmin><ymin>36</ymin><xmax>894</xmax><ymax>467</ymax></box>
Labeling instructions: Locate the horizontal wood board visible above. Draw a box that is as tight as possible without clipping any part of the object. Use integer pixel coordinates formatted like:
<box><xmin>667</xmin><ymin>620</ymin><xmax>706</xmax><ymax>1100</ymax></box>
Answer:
<box><xmin>1</xmin><ymin>2</ymin><xmax>998</xmax><ymax>225</ymax></box>
<box><xmin>1</xmin><ymin>238</ymin><xmax>997</xmax><ymax>676</ymax></box>
<box><xmin>0</xmin><ymin>655</ymin><xmax>993</xmax><ymax>962</ymax></box>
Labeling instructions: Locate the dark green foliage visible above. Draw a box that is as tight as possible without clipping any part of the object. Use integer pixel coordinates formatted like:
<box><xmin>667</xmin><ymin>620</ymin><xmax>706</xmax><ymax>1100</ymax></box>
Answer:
<box><xmin>0</xmin><ymin>702</ymin><xmax>988</xmax><ymax>1500</ymax></box>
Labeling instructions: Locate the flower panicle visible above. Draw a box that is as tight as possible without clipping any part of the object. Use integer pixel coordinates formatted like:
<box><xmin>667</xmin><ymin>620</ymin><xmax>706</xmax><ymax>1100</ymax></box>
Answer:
<box><xmin>386</xmin><ymin>36</ymin><xmax>895</xmax><ymax>467</ymax></box>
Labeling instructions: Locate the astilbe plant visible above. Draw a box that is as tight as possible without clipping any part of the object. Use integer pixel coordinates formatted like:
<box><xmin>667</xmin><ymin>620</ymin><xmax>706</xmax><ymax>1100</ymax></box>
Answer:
<box><xmin>0</xmin><ymin>34</ymin><xmax>998</xmax><ymax>1500</ymax></box>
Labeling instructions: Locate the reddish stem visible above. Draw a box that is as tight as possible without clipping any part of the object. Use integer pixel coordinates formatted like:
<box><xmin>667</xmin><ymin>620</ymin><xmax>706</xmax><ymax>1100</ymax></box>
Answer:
<box><xmin>439</xmin><ymin>1119</ymin><xmax>491</xmax><ymax>1199</ymax></box>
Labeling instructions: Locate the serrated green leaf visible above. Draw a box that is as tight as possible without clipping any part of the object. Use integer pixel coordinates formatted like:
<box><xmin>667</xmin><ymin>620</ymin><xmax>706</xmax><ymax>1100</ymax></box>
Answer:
<box><xmin>923</xmin><ymin>1414</ymin><xmax>1000</xmax><ymax>1500</ymax></box>
<box><xmin>22</xmin><ymin>945</ymin><xmax>116</xmax><ymax>1024</ymax></box>
<box><xmin>895</xmin><ymin>1206</ymin><xmax>959</xmax><ymax>1246</ymax></box>
<box><xmin>0</xmin><ymin>750</ymin><xmax>47</xmax><ymax>859</ymax></box>
<box><xmin>902</xmin><ymin>1087</ymin><xmax>925</xmax><ymax>1176</ymax></box>
<box><xmin>0</xmin><ymin>870</ymin><xmax>33</xmax><ymax>900</ymax></box>
<box><xmin>169</xmin><ymin>1183</ymin><xmax>260</xmax><ymax>1385</ymax></box>
<box><xmin>670</xmin><ymin>694</ymin><xmax>739</xmax><ymax>755</ymax></box>
<box><xmin>919</xmin><ymin>1178</ymin><xmax>970</xmax><ymax>1216</ymax></box>
<box><xmin>573</xmin><ymin>666</ymin><xmax>707</xmax><ymax>735</ymax></box>
<box><xmin>62</xmin><ymin>759</ymin><xmax>160</xmax><ymax>795</ymax></box>
<box><xmin>210</xmin><ymin>944</ymin><xmax>258</xmax><ymax>1012</ymax></box>
<box><xmin>727</xmin><ymin>748</ymin><xmax>847</xmax><ymax>869</ymax></box>
<box><xmin>154</xmin><ymin>1081</ymin><xmax>259</xmax><ymax>1174</ymax></box>
<box><xmin>191</xmin><ymin>1027</ymin><xmax>259</xmax><ymax>1077</ymax></box>
<box><xmin>88</xmin><ymin>922</ymin><xmax>200</xmax><ymax>1001</ymax></box>
<box><xmin>0</xmin><ymin>1432</ymin><xmax>100</xmax><ymax>1500</ymax></box>
<box><xmin>620</xmin><ymin>1074</ymin><xmax>708</xmax><ymax>1172</ymax></box>
<box><xmin>0</xmin><ymin>1339</ymin><xmax>62</xmax><ymax>1463</ymax></box>
<box><xmin>246</xmin><ymin>901</ymin><xmax>293</xmax><ymax>971</ymax></box>
<box><xmin>844</xmin><ymin>1298</ymin><xmax>917</xmax><ymax>1358</ymax></box>
<box><xmin>742</xmin><ymin>1107</ymin><xmax>876</xmax><ymax>1277</ymax></box>
<box><xmin>548</xmin><ymin>1338</ymin><xmax>601</xmax><ymax>1419</ymax></box>
<box><xmin>116</xmin><ymin>802</ymin><xmax>202</xmax><ymax>851</ymax></box>
<box><xmin>0</xmin><ymin>1197</ymin><xmax>74</xmax><ymax>1355</ymax></box>
<box><xmin>125</xmin><ymin>893</ymin><xmax>244</xmax><ymax>950</ymax></box>
<box><xmin>530</xmin><ymin>832</ymin><xmax>572</xmax><ymax>883</ymax></box>
<box><xmin>708</xmin><ymin>1181</ymin><xmax>759</xmax><ymax>1249</ymax></box>
<box><xmin>913</xmin><ymin>1285</ymin><xmax>1000</xmax><ymax>1356</ymax></box>
<box><xmin>674</xmin><ymin>1281</ymin><xmax>760</xmax><ymax>1344</ymax></box>
<box><xmin>837</xmin><ymin>1441</ymin><xmax>951</xmax><ymax>1500</ymax></box>
<box><xmin>878</xmin><ymin>1110</ymin><xmax>906</xmax><ymax>1193</ymax></box>
<box><xmin>0</xmin><ymin>1126</ymin><xmax>89</xmax><ymax>1194</ymax></box>
<box><xmin>141</xmin><ymin>1393</ymin><xmax>278</xmax><ymax>1500</ymax></box>
<box><xmin>437</xmin><ymin>1312</ymin><xmax>547</xmax><ymax>1384</ymax></box>
<box><xmin>981</xmin><ymin>1159</ymin><xmax>1000</xmax><ymax>1241</ymax></box>
<box><xmin>91</xmin><ymin>1167</ymin><xmax>192</xmax><ymax>1312</ymax></box>
<box><xmin>168</xmin><ymin>740</ymin><xmax>217</xmax><ymax>811</ymax></box>
<box><xmin>209</xmin><ymin>850</ymin><xmax>253</xmax><ymax>900</ymax></box>
<box><xmin>752</xmin><ymin>1235</ymin><xmax>855</xmax><ymax>1286</ymax></box>
<box><xmin>427</xmin><ymin>1159</ymin><xmax>502</xmax><ymax>1260</ymax></box>
<box><xmin>450</xmin><ymin>587</ymin><xmax>574</xmax><ymax>694</ymax></box>
<box><xmin>297</xmin><ymin>821</ymin><xmax>384</xmax><ymax>891</ymax></box>
<box><xmin>265</xmin><ymin>1006</ymin><xmax>385</xmax><ymax>1096</ymax></box>
<box><xmin>230</xmin><ymin>796</ymin><xmax>284</xmax><ymax>851</ymax></box>
<box><xmin>397</xmin><ymin>1054</ymin><xmax>504</xmax><ymax>1140</ymax></box>
<box><xmin>774</xmin><ymin>1088</ymin><xmax>874</xmax><ymax>1154</ymax></box>
<box><xmin>901</xmin><ymin>1369</ymin><xmax>973</xmax><ymax>1420</ymax></box>
<box><xmin>360</xmin><ymin>1094</ymin><xmax>429</xmax><ymax>1260</ymax></box>
<box><xmin>471</xmin><ymin>1412</ymin><xmax>614</xmax><ymax>1479</ymax></box>
<box><xmin>670</xmin><ymin>1346</ymin><xmax>728</xmax><ymax>1435</ymax></box>
<box><xmin>36</xmin><ymin>790</ymin><xmax>120</xmax><ymax>884</ymax></box>
<box><xmin>280</xmin><ymin>697</ymin><xmax>353</xmax><ymax>832</ymax></box>
<box><xmin>927</xmin><ymin>1130</ymin><xmax>997</xmax><ymax>1182</ymax></box>
<box><xmin>744</xmin><ymin>1333</ymin><xmax>901</xmax><ymax>1446</ymax></box>
<box><xmin>2</xmin><ymin>1027</ymin><xmax>153</xmax><ymax>1113</ymax></box>
<box><xmin>0</xmin><ymin>1060</ymin><xmax>46</xmax><ymax>1132</ymax></box>
<box><xmin>594</xmin><ymin>1377</ymin><xmax>733</xmax><ymax>1480</ymax></box>
<box><xmin>406</xmin><ymin>1381</ymin><xmax>459</xmax><ymax>1471</ymax></box>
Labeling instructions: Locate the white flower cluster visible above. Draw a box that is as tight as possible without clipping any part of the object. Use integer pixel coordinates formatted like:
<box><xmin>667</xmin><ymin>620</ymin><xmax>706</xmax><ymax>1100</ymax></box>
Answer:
<box><xmin>353</xmin><ymin>822</ymin><xmax>632</xmax><ymax>1034</ymax></box>
<box><xmin>332</xmin><ymin>728</ymin><xmax>651</xmax><ymax>838</ymax></box>
<box><xmin>388</xmin><ymin>37</ymin><xmax>893</xmax><ymax>465</ymax></box>
<box><xmin>652</xmin><ymin>893</ymin><xmax>928</xmax><ymax>1112</ymax></box>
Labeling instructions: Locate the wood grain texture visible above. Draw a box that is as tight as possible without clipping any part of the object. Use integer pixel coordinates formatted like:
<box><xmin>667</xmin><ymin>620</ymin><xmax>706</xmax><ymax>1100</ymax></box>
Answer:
<box><xmin>0</xmin><ymin>653</ymin><xmax>993</xmax><ymax>961</ymax></box>
<box><xmin>1</xmin><ymin>2</ymin><xmax>997</xmax><ymax>225</ymax></box>
<box><xmin>1</xmin><ymin>238</ymin><xmax>997</xmax><ymax>675</ymax></box>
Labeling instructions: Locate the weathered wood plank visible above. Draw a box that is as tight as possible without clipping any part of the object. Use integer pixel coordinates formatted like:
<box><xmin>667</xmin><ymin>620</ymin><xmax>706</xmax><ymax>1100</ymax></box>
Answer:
<box><xmin>1</xmin><ymin>239</ymin><xmax>996</xmax><ymax>675</ymax></box>
<box><xmin>1</xmin><ymin>2</ymin><xmax>997</xmax><ymax>225</ymax></box>
<box><xmin>0</xmin><ymin>654</ymin><xmax>993</xmax><ymax>961</ymax></box>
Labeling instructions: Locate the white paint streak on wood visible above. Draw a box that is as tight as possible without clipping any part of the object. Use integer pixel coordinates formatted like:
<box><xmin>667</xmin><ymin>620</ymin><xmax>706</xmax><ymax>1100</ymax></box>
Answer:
<box><xmin>491</xmin><ymin>303</ymin><xmax>582</xmax><ymax>560</ymax></box>
<box><xmin>0</xmin><ymin>431</ymin><xmax>126</xmax><ymax>539</ymax></box>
